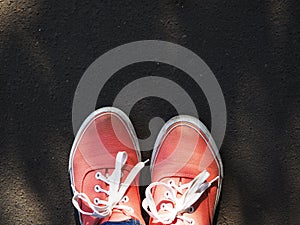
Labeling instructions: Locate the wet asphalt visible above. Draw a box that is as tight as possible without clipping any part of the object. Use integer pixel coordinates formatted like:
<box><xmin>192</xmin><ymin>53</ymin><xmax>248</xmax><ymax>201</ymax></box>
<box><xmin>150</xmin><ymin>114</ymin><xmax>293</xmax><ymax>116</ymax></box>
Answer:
<box><xmin>1</xmin><ymin>1</ymin><xmax>300</xmax><ymax>224</ymax></box>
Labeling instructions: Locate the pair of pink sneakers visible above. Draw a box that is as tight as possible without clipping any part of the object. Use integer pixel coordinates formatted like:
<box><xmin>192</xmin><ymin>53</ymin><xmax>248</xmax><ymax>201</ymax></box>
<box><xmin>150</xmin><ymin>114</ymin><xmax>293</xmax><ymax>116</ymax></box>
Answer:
<box><xmin>69</xmin><ymin>107</ymin><xmax>223</xmax><ymax>225</ymax></box>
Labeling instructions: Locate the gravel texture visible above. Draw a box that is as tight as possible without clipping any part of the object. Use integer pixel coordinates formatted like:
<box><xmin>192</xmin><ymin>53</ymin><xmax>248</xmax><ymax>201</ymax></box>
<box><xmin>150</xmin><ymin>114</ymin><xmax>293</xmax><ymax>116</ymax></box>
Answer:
<box><xmin>1</xmin><ymin>0</ymin><xmax>300</xmax><ymax>224</ymax></box>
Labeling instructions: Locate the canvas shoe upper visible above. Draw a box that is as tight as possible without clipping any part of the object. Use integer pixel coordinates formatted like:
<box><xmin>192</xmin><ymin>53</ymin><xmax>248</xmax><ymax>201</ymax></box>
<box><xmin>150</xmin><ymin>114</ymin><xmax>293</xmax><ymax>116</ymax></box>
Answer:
<box><xmin>142</xmin><ymin>115</ymin><xmax>223</xmax><ymax>225</ymax></box>
<box><xmin>69</xmin><ymin>107</ymin><xmax>147</xmax><ymax>225</ymax></box>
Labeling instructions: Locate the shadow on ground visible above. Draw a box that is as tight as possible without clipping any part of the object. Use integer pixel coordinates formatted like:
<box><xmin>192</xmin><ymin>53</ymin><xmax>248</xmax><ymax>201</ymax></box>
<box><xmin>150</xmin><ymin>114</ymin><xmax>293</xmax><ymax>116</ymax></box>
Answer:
<box><xmin>0</xmin><ymin>0</ymin><xmax>299</xmax><ymax>224</ymax></box>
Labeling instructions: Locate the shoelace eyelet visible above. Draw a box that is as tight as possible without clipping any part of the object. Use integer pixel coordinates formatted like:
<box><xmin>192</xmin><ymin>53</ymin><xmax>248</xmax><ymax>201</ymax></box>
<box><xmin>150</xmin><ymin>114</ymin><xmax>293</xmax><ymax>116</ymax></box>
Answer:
<box><xmin>188</xmin><ymin>206</ymin><xmax>194</xmax><ymax>213</ymax></box>
<box><xmin>95</xmin><ymin>172</ymin><xmax>101</xmax><ymax>179</ymax></box>
<box><xmin>121</xmin><ymin>195</ymin><xmax>129</xmax><ymax>203</ymax></box>
<box><xmin>164</xmin><ymin>191</ymin><xmax>171</xmax><ymax>199</ymax></box>
<box><xmin>71</xmin><ymin>152</ymin><xmax>148</xmax><ymax>219</ymax></box>
<box><xmin>160</xmin><ymin>203</ymin><xmax>167</xmax><ymax>210</ymax></box>
<box><xmin>94</xmin><ymin>185</ymin><xmax>101</xmax><ymax>193</ymax></box>
<box><xmin>189</xmin><ymin>219</ymin><xmax>195</xmax><ymax>225</ymax></box>
<box><xmin>168</xmin><ymin>179</ymin><xmax>175</xmax><ymax>186</ymax></box>
<box><xmin>143</xmin><ymin>170</ymin><xmax>217</xmax><ymax>225</ymax></box>
<box><xmin>94</xmin><ymin>198</ymin><xmax>100</xmax><ymax>205</ymax></box>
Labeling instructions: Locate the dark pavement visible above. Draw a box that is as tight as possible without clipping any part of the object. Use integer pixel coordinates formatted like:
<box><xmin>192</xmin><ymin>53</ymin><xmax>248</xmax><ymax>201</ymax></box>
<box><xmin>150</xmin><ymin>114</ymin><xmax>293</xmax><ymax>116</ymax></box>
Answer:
<box><xmin>1</xmin><ymin>1</ymin><xmax>300</xmax><ymax>224</ymax></box>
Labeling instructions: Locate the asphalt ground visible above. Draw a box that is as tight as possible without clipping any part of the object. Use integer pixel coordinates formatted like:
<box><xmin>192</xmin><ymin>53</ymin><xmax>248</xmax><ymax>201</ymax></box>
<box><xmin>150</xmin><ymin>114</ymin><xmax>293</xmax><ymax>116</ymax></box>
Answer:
<box><xmin>1</xmin><ymin>1</ymin><xmax>300</xmax><ymax>224</ymax></box>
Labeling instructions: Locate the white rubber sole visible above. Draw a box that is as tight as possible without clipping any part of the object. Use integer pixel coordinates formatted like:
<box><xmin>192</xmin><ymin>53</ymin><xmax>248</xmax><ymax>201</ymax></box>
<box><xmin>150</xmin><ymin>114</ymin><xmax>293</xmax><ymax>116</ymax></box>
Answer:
<box><xmin>68</xmin><ymin>107</ymin><xmax>141</xmax><ymax>225</ymax></box>
<box><xmin>151</xmin><ymin>115</ymin><xmax>223</xmax><ymax>215</ymax></box>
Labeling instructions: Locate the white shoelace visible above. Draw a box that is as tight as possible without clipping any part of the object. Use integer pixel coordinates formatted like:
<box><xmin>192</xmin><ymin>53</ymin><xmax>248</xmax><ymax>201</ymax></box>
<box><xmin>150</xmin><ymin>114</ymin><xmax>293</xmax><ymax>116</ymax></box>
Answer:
<box><xmin>142</xmin><ymin>170</ymin><xmax>219</xmax><ymax>225</ymax></box>
<box><xmin>72</xmin><ymin>151</ymin><xmax>148</xmax><ymax>218</ymax></box>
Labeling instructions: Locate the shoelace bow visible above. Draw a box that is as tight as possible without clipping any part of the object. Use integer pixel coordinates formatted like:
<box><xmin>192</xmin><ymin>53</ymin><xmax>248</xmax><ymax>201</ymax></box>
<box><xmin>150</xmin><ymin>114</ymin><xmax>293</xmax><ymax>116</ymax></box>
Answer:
<box><xmin>142</xmin><ymin>170</ymin><xmax>219</xmax><ymax>225</ymax></box>
<box><xmin>72</xmin><ymin>151</ymin><xmax>148</xmax><ymax>218</ymax></box>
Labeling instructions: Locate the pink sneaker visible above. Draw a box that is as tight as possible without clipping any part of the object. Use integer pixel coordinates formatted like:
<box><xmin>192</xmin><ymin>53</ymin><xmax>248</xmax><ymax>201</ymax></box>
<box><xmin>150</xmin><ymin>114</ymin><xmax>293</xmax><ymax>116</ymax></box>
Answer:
<box><xmin>143</xmin><ymin>115</ymin><xmax>223</xmax><ymax>225</ymax></box>
<box><xmin>69</xmin><ymin>107</ymin><xmax>147</xmax><ymax>225</ymax></box>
